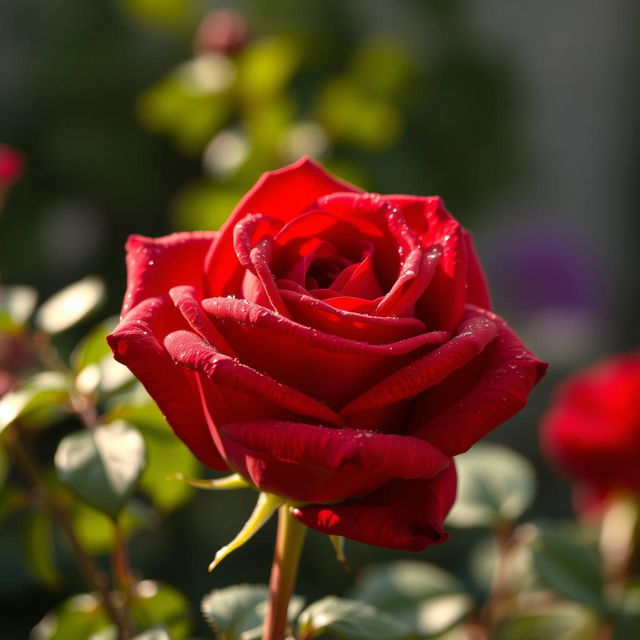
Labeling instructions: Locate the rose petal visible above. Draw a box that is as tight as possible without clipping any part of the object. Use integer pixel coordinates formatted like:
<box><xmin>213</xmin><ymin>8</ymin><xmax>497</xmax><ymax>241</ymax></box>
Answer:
<box><xmin>292</xmin><ymin>464</ymin><xmax>457</xmax><ymax>551</ymax></box>
<box><xmin>205</xmin><ymin>158</ymin><xmax>359</xmax><ymax>296</ymax></box>
<box><xmin>409</xmin><ymin>307</ymin><xmax>547</xmax><ymax>455</ymax></box>
<box><xmin>164</xmin><ymin>329</ymin><xmax>342</xmax><ymax>426</ymax></box>
<box><xmin>121</xmin><ymin>232</ymin><xmax>215</xmax><ymax>317</ymax></box>
<box><xmin>219</xmin><ymin>420</ymin><xmax>449</xmax><ymax>480</ymax></box>
<box><xmin>341</xmin><ymin>310</ymin><xmax>498</xmax><ymax>416</ymax></box>
<box><xmin>202</xmin><ymin>296</ymin><xmax>449</xmax><ymax>407</ymax></box>
<box><xmin>107</xmin><ymin>296</ymin><xmax>227</xmax><ymax>470</ymax></box>
<box><xmin>279</xmin><ymin>286</ymin><xmax>426</xmax><ymax>344</ymax></box>
<box><xmin>169</xmin><ymin>285</ymin><xmax>236</xmax><ymax>356</ymax></box>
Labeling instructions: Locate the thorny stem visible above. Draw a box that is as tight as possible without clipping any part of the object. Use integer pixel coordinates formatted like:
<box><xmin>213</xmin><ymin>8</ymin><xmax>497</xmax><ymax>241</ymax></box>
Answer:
<box><xmin>263</xmin><ymin>506</ymin><xmax>307</xmax><ymax>640</ymax></box>
<box><xmin>4</xmin><ymin>424</ymin><xmax>131</xmax><ymax>638</ymax></box>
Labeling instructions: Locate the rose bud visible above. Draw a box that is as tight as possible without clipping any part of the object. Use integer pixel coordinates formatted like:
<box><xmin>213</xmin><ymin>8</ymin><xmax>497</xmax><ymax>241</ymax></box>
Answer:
<box><xmin>194</xmin><ymin>9</ymin><xmax>248</xmax><ymax>57</ymax></box>
<box><xmin>0</xmin><ymin>144</ymin><xmax>24</xmax><ymax>190</ymax></box>
<box><xmin>541</xmin><ymin>353</ymin><xmax>640</xmax><ymax>506</ymax></box>
<box><xmin>108</xmin><ymin>158</ymin><xmax>546</xmax><ymax>551</ymax></box>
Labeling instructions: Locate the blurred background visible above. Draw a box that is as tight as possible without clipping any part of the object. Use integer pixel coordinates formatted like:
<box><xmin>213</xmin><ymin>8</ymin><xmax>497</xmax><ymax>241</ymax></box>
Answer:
<box><xmin>0</xmin><ymin>0</ymin><xmax>638</xmax><ymax>637</ymax></box>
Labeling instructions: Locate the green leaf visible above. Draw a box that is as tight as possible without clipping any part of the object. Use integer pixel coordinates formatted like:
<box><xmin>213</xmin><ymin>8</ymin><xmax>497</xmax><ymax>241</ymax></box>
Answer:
<box><xmin>71</xmin><ymin>499</ymin><xmax>151</xmax><ymax>554</ymax></box>
<box><xmin>236</xmin><ymin>37</ymin><xmax>300</xmax><ymax>101</ymax></box>
<box><xmin>470</xmin><ymin>534</ymin><xmax>537</xmax><ymax>595</ymax></box>
<box><xmin>131</xmin><ymin>581</ymin><xmax>192</xmax><ymax>640</ymax></box>
<box><xmin>493</xmin><ymin>603</ymin><xmax>600</xmax><ymax>640</ymax></box>
<box><xmin>118</xmin><ymin>0</ymin><xmax>193</xmax><ymax>31</ymax></box>
<box><xmin>201</xmin><ymin>584</ymin><xmax>303</xmax><ymax>640</ymax></box>
<box><xmin>532</xmin><ymin>522</ymin><xmax>607</xmax><ymax>613</ymax></box>
<box><xmin>55</xmin><ymin>421</ymin><xmax>146</xmax><ymax>519</ymax></box>
<box><xmin>23</xmin><ymin>510</ymin><xmax>62</xmax><ymax>589</ymax></box>
<box><xmin>35</xmin><ymin>277</ymin><xmax>105</xmax><ymax>334</ymax></box>
<box><xmin>105</xmin><ymin>402</ymin><xmax>200</xmax><ymax>512</ymax></box>
<box><xmin>0</xmin><ymin>285</ymin><xmax>38</xmax><ymax>329</ymax></box>
<box><xmin>446</xmin><ymin>443</ymin><xmax>536</xmax><ymax>528</ymax></box>
<box><xmin>0</xmin><ymin>440</ymin><xmax>8</xmax><ymax>489</ymax></box>
<box><xmin>0</xmin><ymin>372</ymin><xmax>69</xmax><ymax>433</ymax></box>
<box><xmin>31</xmin><ymin>593</ymin><xmax>111</xmax><ymax>640</ymax></box>
<box><xmin>133</xmin><ymin>628</ymin><xmax>170</xmax><ymax>640</ymax></box>
<box><xmin>350</xmin><ymin>561</ymin><xmax>473</xmax><ymax>637</ymax></box>
<box><xmin>298</xmin><ymin>597</ymin><xmax>412</xmax><ymax>640</ymax></box>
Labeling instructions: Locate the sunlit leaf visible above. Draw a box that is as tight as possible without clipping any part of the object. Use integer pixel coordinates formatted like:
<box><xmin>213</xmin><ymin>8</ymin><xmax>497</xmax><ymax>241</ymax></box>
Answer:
<box><xmin>298</xmin><ymin>597</ymin><xmax>412</xmax><ymax>640</ymax></box>
<box><xmin>0</xmin><ymin>372</ymin><xmax>69</xmax><ymax>433</ymax></box>
<box><xmin>35</xmin><ymin>277</ymin><xmax>105</xmax><ymax>334</ymax></box>
<box><xmin>235</xmin><ymin>37</ymin><xmax>300</xmax><ymax>101</ymax></box>
<box><xmin>350</xmin><ymin>561</ymin><xmax>473</xmax><ymax>637</ymax></box>
<box><xmin>137</xmin><ymin>74</ymin><xmax>232</xmax><ymax>153</ymax></box>
<box><xmin>23</xmin><ymin>510</ymin><xmax>62</xmax><ymax>589</ymax></box>
<box><xmin>201</xmin><ymin>584</ymin><xmax>303</xmax><ymax>640</ymax></box>
<box><xmin>446</xmin><ymin>443</ymin><xmax>536</xmax><ymax>528</ymax></box>
<box><xmin>131</xmin><ymin>580</ymin><xmax>192</xmax><ymax>640</ymax></box>
<box><xmin>104</xmin><ymin>402</ymin><xmax>200</xmax><ymax>512</ymax></box>
<box><xmin>55</xmin><ymin>421</ymin><xmax>146</xmax><ymax>519</ymax></box>
<box><xmin>350</xmin><ymin>41</ymin><xmax>413</xmax><ymax>98</ymax></box>
<box><xmin>118</xmin><ymin>0</ymin><xmax>193</xmax><ymax>31</ymax></box>
<box><xmin>71</xmin><ymin>499</ymin><xmax>150</xmax><ymax>554</ymax></box>
<box><xmin>493</xmin><ymin>603</ymin><xmax>600</xmax><ymax>640</ymax></box>
<box><xmin>316</xmin><ymin>79</ymin><xmax>401</xmax><ymax>150</ymax></box>
<box><xmin>0</xmin><ymin>285</ymin><xmax>38</xmax><ymax>329</ymax></box>
<box><xmin>31</xmin><ymin>593</ymin><xmax>110</xmax><ymax>640</ymax></box>
<box><xmin>133</xmin><ymin>628</ymin><xmax>170</xmax><ymax>640</ymax></box>
<box><xmin>532</xmin><ymin>522</ymin><xmax>607</xmax><ymax>613</ymax></box>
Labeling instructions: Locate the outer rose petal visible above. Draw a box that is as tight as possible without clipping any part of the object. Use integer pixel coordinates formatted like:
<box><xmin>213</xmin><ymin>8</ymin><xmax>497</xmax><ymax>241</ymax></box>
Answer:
<box><xmin>409</xmin><ymin>307</ymin><xmax>547</xmax><ymax>456</ymax></box>
<box><xmin>292</xmin><ymin>463</ymin><xmax>457</xmax><ymax>551</ymax></box>
<box><xmin>205</xmin><ymin>158</ymin><xmax>360</xmax><ymax>296</ymax></box>
<box><xmin>121</xmin><ymin>232</ymin><xmax>216</xmax><ymax>317</ymax></box>
<box><xmin>107</xmin><ymin>296</ymin><xmax>228</xmax><ymax>470</ymax></box>
<box><xmin>214</xmin><ymin>420</ymin><xmax>448</xmax><ymax>504</ymax></box>
<box><xmin>341</xmin><ymin>310</ymin><xmax>498</xmax><ymax>416</ymax></box>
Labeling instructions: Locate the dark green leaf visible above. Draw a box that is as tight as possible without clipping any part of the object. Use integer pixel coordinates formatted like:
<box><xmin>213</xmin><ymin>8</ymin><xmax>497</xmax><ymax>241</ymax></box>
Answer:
<box><xmin>31</xmin><ymin>593</ymin><xmax>111</xmax><ymax>640</ymax></box>
<box><xmin>532</xmin><ymin>523</ymin><xmax>607</xmax><ymax>613</ymax></box>
<box><xmin>298</xmin><ymin>596</ymin><xmax>412</xmax><ymax>640</ymax></box>
<box><xmin>23</xmin><ymin>510</ymin><xmax>62</xmax><ymax>589</ymax></box>
<box><xmin>350</xmin><ymin>561</ymin><xmax>473</xmax><ymax>638</ymax></box>
<box><xmin>55</xmin><ymin>421</ymin><xmax>146</xmax><ymax>519</ymax></box>
<box><xmin>446</xmin><ymin>443</ymin><xmax>536</xmax><ymax>528</ymax></box>
<box><xmin>131</xmin><ymin>580</ymin><xmax>192</xmax><ymax>640</ymax></box>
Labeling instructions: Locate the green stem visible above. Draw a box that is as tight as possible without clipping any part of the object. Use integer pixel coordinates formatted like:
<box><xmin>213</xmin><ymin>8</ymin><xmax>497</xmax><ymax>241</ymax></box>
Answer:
<box><xmin>263</xmin><ymin>506</ymin><xmax>307</xmax><ymax>640</ymax></box>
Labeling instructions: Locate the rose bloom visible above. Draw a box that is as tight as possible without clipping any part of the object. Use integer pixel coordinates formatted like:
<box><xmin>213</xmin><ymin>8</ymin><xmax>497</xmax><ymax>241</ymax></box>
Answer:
<box><xmin>108</xmin><ymin>159</ymin><xmax>546</xmax><ymax>550</ymax></box>
<box><xmin>541</xmin><ymin>353</ymin><xmax>640</xmax><ymax>503</ymax></box>
<box><xmin>0</xmin><ymin>144</ymin><xmax>24</xmax><ymax>188</ymax></box>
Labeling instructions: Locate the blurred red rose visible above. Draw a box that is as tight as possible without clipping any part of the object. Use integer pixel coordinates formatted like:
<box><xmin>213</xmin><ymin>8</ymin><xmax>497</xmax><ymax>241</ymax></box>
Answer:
<box><xmin>108</xmin><ymin>158</ymin><xmax>546</xmax><ymax>550</ymax></box>
<box><xmin>0</xmin><ymin>145</ymin><xmax>24</xmax><ymax>189</ymax></box>
<box><xmin>541</xmin><ymin>353</ymin><xmax>640</xmax><ymax>499</ymax></box>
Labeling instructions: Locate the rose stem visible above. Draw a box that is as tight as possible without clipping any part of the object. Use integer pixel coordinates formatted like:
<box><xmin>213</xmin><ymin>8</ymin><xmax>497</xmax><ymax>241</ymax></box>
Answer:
<box><xmin>4</xmin><ymin>424</ymin><xmax>129</xmax><ymax>639</ymax></box>
<box><xmin>263</xmin><ymin>505</ymin><xmax>307</xmax><ymax>640</ymax></box>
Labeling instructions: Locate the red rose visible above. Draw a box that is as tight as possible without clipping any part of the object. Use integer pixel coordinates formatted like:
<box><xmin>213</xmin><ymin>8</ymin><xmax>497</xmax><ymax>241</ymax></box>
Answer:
<box><xmin>108</xmin><ymin>158</ymin><xmax>546</xmax><ymax>550</ymax></box>
<box><xmin>541</xmin><ymin>353</ymin><xmax>640</xmax><ymax>499</ymax></box>
<box><xmin>0</xmin><ymin>144</ymin><xmax>23</xmax><ymax>189</ymax></box>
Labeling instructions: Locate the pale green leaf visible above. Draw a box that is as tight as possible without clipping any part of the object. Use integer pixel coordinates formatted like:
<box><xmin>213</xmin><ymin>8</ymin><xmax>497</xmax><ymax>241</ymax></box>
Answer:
<box><xmin>446</xmin><ymin>443</ymin><xmax>536</xmax><ymax>528</ymax></box>
<box><xmin>298</xmin><ymin>597</ymin><xmax>412</xmax><ymax>640</ymax></box>
<box><xmin>35</xmin><ymin>277</ymin><xmax>105</xmax><ymax>334</ymax></box>
<box><xmin>55</xmin><ymin>421</ymin><xmax>146</xmax><ymax>519</ymax></box>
